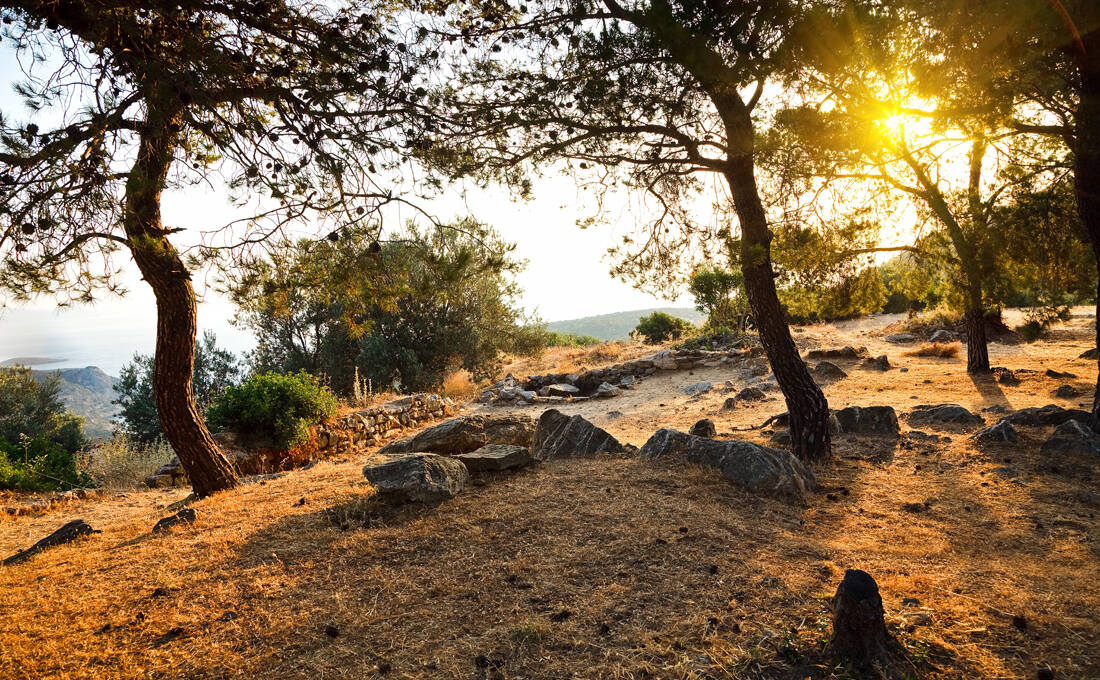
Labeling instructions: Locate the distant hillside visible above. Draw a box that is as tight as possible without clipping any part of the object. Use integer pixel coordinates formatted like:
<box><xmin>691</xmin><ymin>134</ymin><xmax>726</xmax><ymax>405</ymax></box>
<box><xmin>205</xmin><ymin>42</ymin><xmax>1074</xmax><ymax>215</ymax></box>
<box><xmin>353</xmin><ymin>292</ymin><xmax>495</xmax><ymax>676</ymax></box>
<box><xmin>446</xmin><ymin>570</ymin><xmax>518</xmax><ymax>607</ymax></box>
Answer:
<box><xmin>0</xmin><ymin>356</ymin><xmax>66</xmax><ymax>367</ymax></box>
<box><xmin>28</xmin><ymin>366</ymin><xmax>119</xmax><ymax>440</ymax></box>
<box><xmin>546</xmin><ymin>307</ymin><xmax>703</xmax><ymax>341</ymax></box>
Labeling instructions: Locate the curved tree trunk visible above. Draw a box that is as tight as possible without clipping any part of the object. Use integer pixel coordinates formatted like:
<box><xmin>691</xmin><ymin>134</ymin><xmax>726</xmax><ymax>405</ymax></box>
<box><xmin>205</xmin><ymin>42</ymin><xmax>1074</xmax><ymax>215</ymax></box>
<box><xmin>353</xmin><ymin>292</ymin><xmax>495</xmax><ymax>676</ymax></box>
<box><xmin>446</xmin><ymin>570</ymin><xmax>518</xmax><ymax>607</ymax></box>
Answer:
<box><xmin>724</xmin><ymin>156</ymin><xmax>831</xmax><ymax>463</ymax></box>
<box><xmin>124</xmin><ymin>115</ymin><xmax>238</xmax><ymax>497</ymax></box>
<box><xmin>1077</xmin><ymin>32</ymin><xmax>1100</xmax><ymax>429</ymax></box>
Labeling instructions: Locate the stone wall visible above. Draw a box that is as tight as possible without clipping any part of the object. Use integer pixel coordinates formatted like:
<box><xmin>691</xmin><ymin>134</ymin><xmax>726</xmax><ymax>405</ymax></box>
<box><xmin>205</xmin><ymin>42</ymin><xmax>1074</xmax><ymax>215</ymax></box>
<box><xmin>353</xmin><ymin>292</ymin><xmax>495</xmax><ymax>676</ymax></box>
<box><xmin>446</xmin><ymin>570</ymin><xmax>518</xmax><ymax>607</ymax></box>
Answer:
<box><xmin>145</xmin><ymin>393</ymin><xmax>456</xmax><ymax>488</ymax></box>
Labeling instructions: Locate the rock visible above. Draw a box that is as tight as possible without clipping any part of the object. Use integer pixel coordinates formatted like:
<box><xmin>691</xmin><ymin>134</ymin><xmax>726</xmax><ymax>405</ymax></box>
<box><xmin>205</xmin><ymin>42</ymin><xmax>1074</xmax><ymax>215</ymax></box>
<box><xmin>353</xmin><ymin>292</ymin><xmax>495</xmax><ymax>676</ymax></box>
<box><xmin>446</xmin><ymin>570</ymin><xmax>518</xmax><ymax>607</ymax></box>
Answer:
<box><xmin>1003</xmin><ymin>405</ymin><xmax>1091</xmax><ymax>427</ymax></box>
<box><xmin>378</xmin><ymin>414</ymin><xmax>535</xmax><ymax>455</ymax></box>
<box><xmin>770</xmin><ymin>429</ymin><xmax>791</xmax><ymax>445</ymax></box>
<box><xmin>827</xmin><ymin>570</ymin><xmax>904</xmax><ymax>668</ymax></box>
<box><xmin>1052</xmin><ymin>384</ymin><xmax>1080</xmax><ymax>399</ymax></box>
<box><xmin>517</xmin><ymin>390</ymin><xmax>537</xmax><ymax>402</ymax></box>
<box><xmin>721</xmin><ymin>397</ymin><xmax>738</xmax><ymax>410</ymax></box>
<box><xmin>1040</xmin><ymin>420</ymin><xmax>1100</xmax><ymax>457</ymax></box>
<box><xmin>806</xmin><ymin>346</ymin><xmax>867</xmax><ymax>360</ymax></box>
<box><xmin>862</xmin><ymin>355</ymin><xmax>891</xmax><ymax>371</ymax></box>
<box><xmin>997</xmin><ymin>369</ymin><xmax>1021</xmax><ymax>386</ymax></box>
<box><xmin>906</xmin><ymin>404</ymin><xmax>984</xmax><ymax>427</ymax></box>
<box><xmin>929</xmin><ymin>329</ymin><xmax>957</xmax><ymax>343</ymax></box>
<box><xmin>680</xmin><ymin>381</ymin><xmax>713</xmax><ymax>397</ymax></box>
<box><xmin>547</xmin><ymin>383</ymin><xmax>581</xmax><ymax>397</ymax></box>
<box><xmin>885</xmin><ymin>333</ymin><xmax>917</xmax><ymax>344</ymax></box>
<box><xmin>596</xmin><ymin>382</ymin><xmax>622</xmax><ymax>399</ymax></box>
<box><xmin>813</xmin><ymin>361</ymin><xmax>848</xmax><ymax>381</ymax></box>
<box><xmin>618</xmin><ymin>375</ymin><xmax>636</xmax><ymax>389</ymax></box>
<box><xmin>362</xmin><ymin>453</ymin><xmax>469</xmax><ymax>504</ymax></box>
<box><xmin>152</xmin><ymin>508</ymin><xmax>197</xmax><ymax>534</ymax></box>
<box><xmin>1045</xmin><ymin>369</ymin><xmax>1076</xmax><ymax>379</ymax></box>
<box><xmin>638</xmin><ymin>429</ymin><xmax>815</xmax><ymax>499</ymax></box>
<box><xmin>4</xmin><ymin>519</ymin><xmax>100</xmax><ymax>566</ymax></box>
<box><xmin>455</xmin><ymin>444</ymin><xmax>534</xmax><ymax>473</ymax></box>
<box><xmin>972</xmin><ymin>420</ymin><xmax>1019</xmax><ymax>445</ymax></box>
<box><xmin>688</xmin><ymin>418</ymin><xmax>716</xmax><ymax>438</ymax></box>
<box><xmin>735</xmin><ymin>386</ymin><xmax>766</xmax><ymax>403</ymax></box>
<box><xmin>531</xmin><ymin>409</ymin><xmax>625</xmax><ymax>460</ymax></box>
<box><xmin>833</xmin><ymin>406</ymin><xmax>900</xmax><ymax>436</ymax></box>
<box><xmin>1079</xmin><ymin>348</ymin><xmax>1098</xmax><ymax>360</ymax></box>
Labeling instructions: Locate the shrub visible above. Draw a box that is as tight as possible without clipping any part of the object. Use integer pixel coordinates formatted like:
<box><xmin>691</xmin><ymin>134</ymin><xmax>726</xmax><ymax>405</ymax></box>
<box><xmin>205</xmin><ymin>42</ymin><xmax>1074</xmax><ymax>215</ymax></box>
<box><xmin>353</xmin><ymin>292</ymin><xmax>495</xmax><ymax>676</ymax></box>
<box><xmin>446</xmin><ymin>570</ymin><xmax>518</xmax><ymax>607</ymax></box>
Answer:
<box><xmin>633</xmin><ymin>311</ymin><xmax>694</xmax><ymax>344</ymax></box>
<box><xmin>77</xmin><ymin>435</ymin><xmax>175</xmax><ymax>489</ymax></box>
<box><xmin>1015</xmin><ymin>320</ymin><xmax>1046</xmax><ymax>342</ymax></box>
<box><xmin>0</xmin><ymin>435</ymin><xmax>91</xmax><ymax>491</ymax></box>
<box><xmin>207</xmin><ymin>371</ymin><xmax>340</xmax><ymax>449</ymax></box>
<box><xmin>904</xmin><ymin>343</ymin><xmax>961</xmax><ymax>358</ymax></box>
<box><xmin>544</xmin><ymin>331</ymin><xmax>602</xmax><ymax>347</ymax></box>
<box><xmin>0</xmin><ymin>367</ymin><xmax>89</xmax><ymax>491</ymax></box>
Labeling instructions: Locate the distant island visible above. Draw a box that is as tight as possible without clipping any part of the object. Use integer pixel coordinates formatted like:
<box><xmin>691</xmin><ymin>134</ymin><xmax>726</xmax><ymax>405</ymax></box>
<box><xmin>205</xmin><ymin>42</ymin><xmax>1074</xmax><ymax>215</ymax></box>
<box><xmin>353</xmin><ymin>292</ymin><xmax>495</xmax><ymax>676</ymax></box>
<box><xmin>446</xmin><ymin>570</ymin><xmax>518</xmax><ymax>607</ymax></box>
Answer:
<box><xmin>0</xmin><ymin>356</ymin><xmax>67</xmax><ymax>367</ymax></box>
<box><xmin>546</xmin><ymin>307</ymin><xmax>703</xmax><ymax>341</ymax></box>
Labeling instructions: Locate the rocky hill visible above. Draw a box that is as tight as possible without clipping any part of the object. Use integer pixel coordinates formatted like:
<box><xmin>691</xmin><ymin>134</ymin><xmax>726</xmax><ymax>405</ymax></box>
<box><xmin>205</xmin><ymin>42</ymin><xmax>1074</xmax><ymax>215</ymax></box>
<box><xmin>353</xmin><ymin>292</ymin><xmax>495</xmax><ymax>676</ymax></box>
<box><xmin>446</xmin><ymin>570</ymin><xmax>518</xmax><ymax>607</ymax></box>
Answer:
<box><xmin>546</xmin><ymin>307</ymin><xmax>703</xmax><ymax>340</ymax></box>
<box><xmin>29</xmin><ymin>366</ymin><xmax>118</xmax><ymax>439</ymax></box>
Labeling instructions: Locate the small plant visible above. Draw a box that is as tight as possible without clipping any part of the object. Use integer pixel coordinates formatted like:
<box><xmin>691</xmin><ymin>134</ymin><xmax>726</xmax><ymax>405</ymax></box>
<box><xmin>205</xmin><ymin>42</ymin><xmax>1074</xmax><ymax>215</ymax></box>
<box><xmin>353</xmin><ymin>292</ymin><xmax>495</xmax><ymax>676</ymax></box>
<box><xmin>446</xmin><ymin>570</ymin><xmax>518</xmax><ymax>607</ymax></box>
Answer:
<box><xmin>0</xmin><ymin>435</ymin><xmax>92</xmax><ymax>491</ymax></box>
<box><xmin>440</xmin><ymin>370</ymin><xmax>477</xmax><ymax>401</ymax></box>
<box><xmin>509</xmin><ymin>620</ymin><xmax>549</xmax><ymax>644</ymax></box>
<box><xmin>904</xmin><ymin>342</ymin><xmax>961</xmax><ymax>358</ymax></box>
<box><xmin>1015</xmin><ymin>319</ymin><xmax>1046</xmax><ymax>342</ymax></box>
<box><xmin>77</xmin><ymin>435</ymin><xmax>174</xmax><ymax>489</ymax></box>
<box><xmin>633</xmin><ymin>311</ymin><xmax>694</xmax><ymax>344</ymax></box>
<box><xmin>207</xmin><ymin>371</ymin><xmax>340</xmax><ymax>450</ymax></box>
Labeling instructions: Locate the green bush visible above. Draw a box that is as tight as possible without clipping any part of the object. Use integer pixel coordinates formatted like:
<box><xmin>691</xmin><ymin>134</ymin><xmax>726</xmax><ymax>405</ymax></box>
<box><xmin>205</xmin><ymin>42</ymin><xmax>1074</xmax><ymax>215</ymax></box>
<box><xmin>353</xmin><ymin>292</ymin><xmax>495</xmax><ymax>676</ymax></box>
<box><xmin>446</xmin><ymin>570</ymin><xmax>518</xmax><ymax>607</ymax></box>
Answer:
<box><xmin>0</xmin><ymin>435</ymin><xmax>91</xmax><ymax>491</ymax></box>
<box><xmin>206</xmin><ymin>371</ymin><xmax>340</xmax><ymax>449</ymax></box>
<box><xmin>0</xmin><ymin>367</ymin><xmax>89</xmax><ymax>491</ymax></box>
<box><xmin>633</xmin><ymin>311</ymin><xmax>694</xmax><ymax>344</ymax></box>
<box><xmin>544</xmin><ymin>331</ymin><xmax>602</xmax><ymax>347</ymax></box>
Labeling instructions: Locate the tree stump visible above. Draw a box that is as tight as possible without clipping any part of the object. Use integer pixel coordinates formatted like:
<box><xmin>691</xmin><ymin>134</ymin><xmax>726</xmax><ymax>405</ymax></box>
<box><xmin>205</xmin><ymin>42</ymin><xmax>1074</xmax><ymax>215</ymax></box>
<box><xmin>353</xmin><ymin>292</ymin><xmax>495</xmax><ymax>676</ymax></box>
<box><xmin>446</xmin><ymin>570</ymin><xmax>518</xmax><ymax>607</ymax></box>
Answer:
<box><xmin>828</xmin><ymin>569</ymin><xmax>912</xmax><ymax>675</ymax></box>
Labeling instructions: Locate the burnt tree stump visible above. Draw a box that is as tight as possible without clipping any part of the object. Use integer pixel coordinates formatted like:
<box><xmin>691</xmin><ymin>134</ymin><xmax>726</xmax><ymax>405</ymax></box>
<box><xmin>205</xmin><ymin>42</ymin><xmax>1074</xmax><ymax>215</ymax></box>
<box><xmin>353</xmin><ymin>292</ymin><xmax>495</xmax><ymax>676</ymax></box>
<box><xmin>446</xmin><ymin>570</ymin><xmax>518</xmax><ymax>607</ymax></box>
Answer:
<box><xmin>828</xmin><ymin>569</ymin><xmax>913</xmax><ymax>675</ymax></box>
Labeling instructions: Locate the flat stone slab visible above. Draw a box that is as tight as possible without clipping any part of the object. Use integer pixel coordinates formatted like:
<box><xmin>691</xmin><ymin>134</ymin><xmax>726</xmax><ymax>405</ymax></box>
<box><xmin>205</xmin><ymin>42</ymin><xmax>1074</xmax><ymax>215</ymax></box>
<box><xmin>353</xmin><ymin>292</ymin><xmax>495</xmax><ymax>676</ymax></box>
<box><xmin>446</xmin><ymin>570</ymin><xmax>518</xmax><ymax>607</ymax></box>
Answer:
<box><xmin>906</xmin><ymin>404</ymin><xmax>984</xmax><ymax>428</ymax></box>
<box><xmin>455</xmin><ymin>445</ymin><xmax>534</xmax><ymax>473</ymax></box>
<box><xmin>363</xmin><ymin>453</ymin><xmax>469</xmax><ymax>504</ymax></box>
<box><xmin>531</xmin><ymin>409</ymin><xmax>624</xmax><ymax>460</ymax></box>
<box><xmin>1003</xmin><ymin>405</ymin><xmax>1091</xmax><ymax>427</ymax></box>
<box><xmin>378</xmin><ymin>414</ymin><xmax>535</xmax><ymax>455</ymax></box>
<box><xmin>834</xmin><ymin>406</ymin><xmax>900</xmax><ymax>436</ymax></box>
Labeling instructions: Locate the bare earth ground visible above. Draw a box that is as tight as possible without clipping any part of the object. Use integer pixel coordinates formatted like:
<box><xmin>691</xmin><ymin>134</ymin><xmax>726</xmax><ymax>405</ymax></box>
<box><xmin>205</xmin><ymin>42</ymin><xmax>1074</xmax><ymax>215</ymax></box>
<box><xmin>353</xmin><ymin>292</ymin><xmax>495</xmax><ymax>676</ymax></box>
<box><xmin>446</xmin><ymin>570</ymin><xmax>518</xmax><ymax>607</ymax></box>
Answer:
<box><xmin>1</xmin><ymin>311</ymin><xmax>1097</xmax><ymax>679</ymax></box>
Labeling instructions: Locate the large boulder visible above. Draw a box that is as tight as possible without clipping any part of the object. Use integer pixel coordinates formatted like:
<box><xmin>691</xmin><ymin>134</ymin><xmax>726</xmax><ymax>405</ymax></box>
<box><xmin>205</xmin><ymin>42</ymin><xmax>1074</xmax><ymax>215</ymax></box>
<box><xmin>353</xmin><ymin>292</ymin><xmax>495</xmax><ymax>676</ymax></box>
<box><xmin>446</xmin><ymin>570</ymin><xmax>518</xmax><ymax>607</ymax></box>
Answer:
<box><xmin>1003</xmin><ymin>405</ymin><xmax>1091</xmax><ymax>427</ymax></box>
<box><xmin>638</xmin><ymin>429</ymin><xmax>815</xmax><ymax>500</ymax></box>
<box><xmin>806</xmin><ymin>346</ymin><xmax>867</xmax><ymax>360</ymax></box>
<box><xmin>455</xmin><ymin>444</ymin><xmax>534</xmax><ymax>473</ymax></box>
<box><xmin>378</xmin><ymin>414</ymin><xmax>535</xmax><ymax>456</ymax></box>
<box><xmin>971</xmin><ymin>420</ymin><xmax>1019</xmax><ymax>445</ymax></box>
<box><xmin>531</xmin><ymin>409</ymin><xmax>624</xmax><ymax>460</ymax></box>
<box><xmin>833</xmin><ymin>406</ymin><xmax>900</xmax><ymax>436</ymax></box>
<box><xmin>1040</xmin><ymin>420</ymin><xmax>1100</xmax><ymax>457</ymax></box>
<box><xmin>813</xmin><ymin>361</ymin><xmax>848</xmax><ymax>381</ymax></box>
<box><xmin>362</xmin><ymin>453</ymin><xmax>469</xmax><ymax>504</ymax></box>
<box><xmin>906</xmin><ymin>404</ymin><xmax>984</xmax><ymax>428</ymax></box>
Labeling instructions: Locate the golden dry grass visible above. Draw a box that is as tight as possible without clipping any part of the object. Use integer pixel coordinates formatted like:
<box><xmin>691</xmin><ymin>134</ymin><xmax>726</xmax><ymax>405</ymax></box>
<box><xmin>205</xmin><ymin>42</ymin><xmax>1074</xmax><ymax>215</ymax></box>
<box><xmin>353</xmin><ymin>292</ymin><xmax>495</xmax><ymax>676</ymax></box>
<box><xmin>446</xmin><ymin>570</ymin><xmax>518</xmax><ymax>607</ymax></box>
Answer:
<box><xmin>77</xmin><ymin>437</ymin><xmax>175</xmax><ymax>489</ymax></box>
<box><xmin>904</xmin><ymin>343</ymin><xmax>962</xmax><ymax>359</ymax></box>
<box><xmin>440</xmin><ymin>369</ymin><xmax>478</xmax><ymax>401</ymax></box>
<box><xmin>499</xmin><ymin>339</ymin><xmax>656</xmax><ymax>378</ymax></box>
<box><xmin>1</xmin><ymin>311</ymin><xmax>1098</xmax><ymax>679</ymax></box>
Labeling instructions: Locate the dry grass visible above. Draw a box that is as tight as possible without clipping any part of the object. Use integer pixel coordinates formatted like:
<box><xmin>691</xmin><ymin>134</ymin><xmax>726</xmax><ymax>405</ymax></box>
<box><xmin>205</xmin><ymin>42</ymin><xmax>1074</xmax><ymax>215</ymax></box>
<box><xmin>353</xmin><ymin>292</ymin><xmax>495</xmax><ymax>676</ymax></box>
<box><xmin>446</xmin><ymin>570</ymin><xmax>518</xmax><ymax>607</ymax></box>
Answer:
<box><xmin>500</xmin><ymin>339</ymin><xmax>655</xmax><ymax>378</ymax></box>
<box><xmin>77</xmin><ymin>436</ymin><xmax>175</xmax><ymax>489</ymax></box>
<box><xmin>440</xmin><ymin>369</ymin><xmax>478</xmax><ymax>401</ymax></box>
<box><xmin>1</xmin><ymin>313</ymin><xmax>1098</xmax><ymax>679</ymax></box>
<box><xmin>905</xmin><ymin>343</ymin><xmax>961</xmax><ymax>358</ymax></box>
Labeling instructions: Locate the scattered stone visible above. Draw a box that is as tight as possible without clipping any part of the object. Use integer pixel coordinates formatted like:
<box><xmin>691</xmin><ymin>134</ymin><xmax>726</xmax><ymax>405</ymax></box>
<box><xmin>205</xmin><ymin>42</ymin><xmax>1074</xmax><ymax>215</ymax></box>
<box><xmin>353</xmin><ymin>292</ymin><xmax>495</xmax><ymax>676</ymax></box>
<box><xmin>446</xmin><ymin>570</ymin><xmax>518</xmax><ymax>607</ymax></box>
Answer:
<box><xmin>972</xmin><ymin>420</ymin><xmax>1019</xmax><ymax>445</ymax></box>
<box><xmin>996</xmin><ymin>369</ymin><xmax>1021</xmax><ymax>386</ymax></box>
<box><xmin>531</xmin><ymin>409</ymin><xmax>624</xmax><ymax>460</ymax></box>
<box><xmin>929</xmin><ymin>329</ymin><xmax>957</xmax><ymax>343</ymax></box>
<box><xmin>152</xmin><ymin>508</ymin><xmax>197</xmax><ymax>534</ymax></box>
<box><xmin>688</xmin><ymin>418</ymin><xmax>717</xmax><ymax>439</ymax></box>
<box><xmin>833</xmin><ymin>406</ymin><xmax>900</xmax><ymax>436</ymax></box>
<box><xmin>862</xmin><ymin>355</ymin><xmax>891</xmax><ymax>371</ymax></box>
<box><xmin>455</xmin><ymin>444</ymin><xmax>534</xmax><ymax>473</ymax></box>
<box><xmin>595</xmin><ymin>382</ymin><xmax>622</xmax><ymax>398</ymax></box>
<box><xmin>1052</xmin><ymin>384</ymin><xmax>1080</xmax><ymax>399</ymax></box>
<box><xmin>721</xmin><ymin>397</ymin><xmax>738</xmax><ymax>410</ymax></box>
<box><xmin>378</xmin><ymin>414</ymin><xmax>535</xmax><ymax>456</ymax></box>
<box><xmin>806</xmin><ymin>346</ymin><xmax>867</xmax><ymax>360</ymax></box>
<box><xmin>680</xmin><ymin>380</ymin><xmax>713</xmax><ymax>397</ymax></box>
<box><xmin>3</xmin><ymin>519</ymin><xmax>99</xmax><ymax>566</ymax></box>
<box><xmin>218</xmin><ymin>611</ymin><xmax>239</xmax><ymax>622</ymax></box>
<box><xmin>151</xmin><ymin>627</ymin><xmax>185</xmax><ymax>648</ymax></box>
<box><xmin>324</xmin><ymin>619</ymin><xmax>340</xmax><ymax>637</ymax></box>
<box><xmin>984</xmin><ymin>404</ymin><xmax>1009</xmax><ymax>414</ymax></box>
<box><xmin>813</xmin><ymin>361</ymin><xmax>848</xmax><ymax>381</ymax></box>
<box><xmin>1079</xmin><ymin>348</ymin><xmax>1098</xmax><ymax>360</ymax></box>
<box><xmin>1040</xmin><ymin>420</ymin><xmax>1100</xmax><ymax>457</ymax></box>
<box><xmin>885</xmin><ymin>333</ymin><xmax>917</xmax><ymax>344</ymax></box>
<box><xmin>906</xmin><ymin>404</ymin><xmax>984</xmax><ymax>427</ymax></box>
<box><xmin>770</xmin><ymin>429</ymin><xmax>791</xmax><ymax>445</ymax></box>
<box><xmin>1045</xmin><ymin>369</ymin><xmax>1076</xmax><ymax>379</ymax></box>
<box><xmin>990</xmin><ymin>465</ymin><xmax>1018</xmax><ymax>478</ymax></box>
<box><xmin>362</xmin><ymin>453</ymin><xmax>469</xmax><ymax>504</ymax></box>
<box><xmin>901</xmin><ymin>597</ymin><xmax>921</xmax><ymax>607</ymax></box>
<box><xmin>1004</xmin><ymin>405</ymin><xmax>1091</xmax><ymax>427</ymax></box>
<box><xmin>547</xmin><ymin>383</ymin><xmax>581</xmax><ymax>397</ymax></box>
<box><xmin>734</xmin><ymin>386</ymin><xmax>767</xmax><ymax>403</ymax></box>
<box><xmin>638</xmin><ymin>429</ymin><xmax>816</xmax><ymax>499</ymax></box>
<box><xmin>618</xmin><ymin>375</ymin><xmax>637</xmax><ymax>389</ymax></box>
<box><xmin>607</xmin><ymin>410</ymin><xmax>624</xmax><ymax>419</ymax></box>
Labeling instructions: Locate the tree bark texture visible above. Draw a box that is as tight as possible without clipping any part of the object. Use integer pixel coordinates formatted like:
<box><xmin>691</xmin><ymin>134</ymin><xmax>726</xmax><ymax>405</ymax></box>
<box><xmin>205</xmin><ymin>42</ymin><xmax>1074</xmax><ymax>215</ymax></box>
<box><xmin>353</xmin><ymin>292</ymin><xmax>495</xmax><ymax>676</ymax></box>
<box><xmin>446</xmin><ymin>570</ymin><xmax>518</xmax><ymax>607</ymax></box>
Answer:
<box><xmin>1076</xmin><ymin>31</ymin><xmax>1100</xmax><ymax>428</ymax></box>
<box><xmin>124</xmin><ymin>116</ymin><xmax>238</xmax><ymax>497</ymax></box>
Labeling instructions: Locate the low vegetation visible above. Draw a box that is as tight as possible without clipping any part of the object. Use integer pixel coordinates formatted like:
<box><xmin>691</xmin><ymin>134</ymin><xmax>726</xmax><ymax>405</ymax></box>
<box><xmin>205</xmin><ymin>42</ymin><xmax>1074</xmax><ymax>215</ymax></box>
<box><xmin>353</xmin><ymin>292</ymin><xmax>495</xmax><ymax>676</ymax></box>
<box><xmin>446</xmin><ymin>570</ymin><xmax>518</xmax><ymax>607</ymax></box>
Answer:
<box><xmin>0</xmin><ymin>367</ymin><xmax>88</xmax><ymax>491</ymax></box>
<box><xmin>633</xmin><ymin>311</ymin><xmax>695</xmax><ymax>344</ymax></box>
<box><xmin>904</xmin><ymin>343</ymin><xmax>961</xmax><ymax>358</ymax></box>
<box><xmin>206</xmin><ymin>372</ymin><xmax>340</xmax><ymax>450</ymax></box>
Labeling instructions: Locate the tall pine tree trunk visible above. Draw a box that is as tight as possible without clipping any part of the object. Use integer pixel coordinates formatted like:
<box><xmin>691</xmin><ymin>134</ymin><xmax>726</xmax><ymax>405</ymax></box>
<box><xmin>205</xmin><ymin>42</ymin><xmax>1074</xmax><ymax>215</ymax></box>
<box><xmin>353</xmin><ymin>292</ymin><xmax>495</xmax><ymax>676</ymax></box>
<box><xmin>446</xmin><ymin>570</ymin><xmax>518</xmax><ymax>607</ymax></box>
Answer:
<box><xmin>724</xmin><ymin>156</ymin><xmax>831</xmax><ymax>463</ymax></box>
<box><xmin>124</xmin><ymin>115</ymin><xmax>238</xmax><ymax>497</ymax></box>
<box><xmin>963</xmin><ymin>290</ymin><xmax>991</xmax><ymax>374</ymax></box>
<box><xmin>1077</xmin><ymin>31</ymin><xmax>1100</xmax><ymax>428</ymax></box>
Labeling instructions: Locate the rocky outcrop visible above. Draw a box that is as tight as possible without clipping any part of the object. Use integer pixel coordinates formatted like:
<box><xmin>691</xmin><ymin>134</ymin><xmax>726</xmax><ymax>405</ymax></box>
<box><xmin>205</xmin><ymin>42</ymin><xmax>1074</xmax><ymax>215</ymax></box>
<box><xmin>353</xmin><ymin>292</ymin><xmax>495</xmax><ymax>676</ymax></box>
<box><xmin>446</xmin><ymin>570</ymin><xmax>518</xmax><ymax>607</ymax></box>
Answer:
<box><xmin>972</xmin><ymin>420</ymin><xmax>1019</xmax><ymax>445</ymax></box>
<box><xmin>906</xmin><ymin>404</ymin><xmax>984</xmax><ymax>427</ymax></box>
<box><xmin>1002</xmin><ymin>405</ymin><xmax>1091</xmax><ymax>427</ymax></box>
<box><xmin>1040</xmin><ymin>420</ymin><xmax>1100</xmax><ymax>457</ymax></box>
<box><xmin>833</xmin><ymin>406</ymin><xmax>900</xmax><ymax>436</ymax></box>
<box><xmin>531</xmin><ymin>409</ymin><xmax>624</xmax><ymax>460</ymax></box>
<box><xmin>378</xmin><ymin>414</ymin><xmax>535</xmax><ymax>456</ymax></box>
<box><xmin>638</xmin><ymin>429</ymin><xmax>815</xmax><ymax>500</ymax></box>
<box><xmin>455</xmin><ymin>444</ymin><xmax>534</xmax><ymax>473</ymax></box>
<box><xmin>806</xmin><ymin>346</ymin><xmax>868</xmax><ymax>360</ymax></box>
<box><xmin>689</xmin><ymin>418</ymin><xmax>717</xmax><ymax>438</ymax></box>
<box><xmin>362</xmin><ymin>453</ymin><xmax>469</xmax><ymax>504</ymax></box>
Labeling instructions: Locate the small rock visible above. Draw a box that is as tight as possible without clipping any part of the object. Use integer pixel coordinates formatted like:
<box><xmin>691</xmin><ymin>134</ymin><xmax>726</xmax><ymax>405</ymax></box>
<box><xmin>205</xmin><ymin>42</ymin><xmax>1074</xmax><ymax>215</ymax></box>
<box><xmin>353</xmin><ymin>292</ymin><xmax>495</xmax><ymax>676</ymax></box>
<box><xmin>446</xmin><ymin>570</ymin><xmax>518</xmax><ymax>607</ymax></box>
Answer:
<box><xmin>721</xmin><ymin>397</ymin><xmax>738</xmax><ymax>410</ymax></box>
<box><xmin>152</xmin><ymin>508</ymin><xmax>197</xmax><ymax>534</ymax></box>
<box><xmin>862</xmin><ymin>355</ymin><xmax>891</xmax><ymax>371</ymax></box>
<box><xmin>806</xmin><ymin>346</ymin><xmax>867</xmax><ymax>360</ymax></box>
<box><xmin>734</xmin><ymin>386</ymin><xmax>766</xmax><ymax>403</ymax></box>
<box><xmin>688</xmin><ymin>418</ymin><xmax>717</xmax><ymax>439</ymax></box>
<box><xmin>901</xmin><ymin>597</ymin><xmax>921</xmax><ymax>607</ymax></box>
<box><xmin>324</xmin><ymin>619</ymin><xmax>340</xmax><ymax>637</ymax></box>
<box><xmin>813</xmin><ymin>361</ymin><xmax>847</xmax><ymax>381</ymax></box>
<box><xmin>885</xmin><ymin>333</ymin><xmax>917</xmax><ymax>344</ymax></box>
<box><xmin>1052</xmin><ymin>384</ymin><xmax>1079</xmax><ymax>399</ymax></box>
<box><xmin>1004</xmin><ymin>404</ymin><xmax>1091</xmax><ymax>427</ymax></box>
<box><xmin>929</xmin><ymin>329</ymin><xmax>957</xmax><ymax>343</ymax></box>
<box><xmin>770</xmin><ymin>429</ymin><xmax>791</xmax><ymax>445</ymax></box>
<box><xmin>907</xmin><ymin>404</ymin><xmax>984</xmax><ymax>428</ymax></box>
<box><xmin>1037</xmin><ymin>667</ymin><xmax>1055</xmax><ymax>680</ymax></box>
<box><xmin>681</xmin><ymin>381</ymin><xmax>713</xmax><ymax>397</ymax></box>
<box><xmin>972</xmin><ymin>420</ymin><xmax>1019</xmax><ymax>445</ymax></box>
<box><xmin>1040</xmin><ymin>419</ymin><xmax>1100</xmax><ymax>456</ymax></box>
<box><xmin>833</xmin><ymin>405</ymin><xmax>899</xmax><ymax>436</ymax></box>
<box><xmin>548</xmin><ymin>383</ymin><xmax>581</xmax><ymax>397</ymax></box>
<box><xmin>362</xmin><ymin>453</ymin><xmax>469</xmax><ymax>504</ymax></box>
<box><xmin>151</xmin><ymin>627</ymin><xmax>185</xmax><ymax>648</ymax></box>
<box><xmin>596</xmin><ymin>382</ymin><xmax>622</xmax><ymax>398</ymax></box>
<box><xmin>1046</xmin><ymin>369</ymin><xmax>1076</xmax><ymax>379</ymax></box>
<box><xmin>218</xmin><ymin>611</ymin><xmax>239</xmax><ymax>622</ymax></box>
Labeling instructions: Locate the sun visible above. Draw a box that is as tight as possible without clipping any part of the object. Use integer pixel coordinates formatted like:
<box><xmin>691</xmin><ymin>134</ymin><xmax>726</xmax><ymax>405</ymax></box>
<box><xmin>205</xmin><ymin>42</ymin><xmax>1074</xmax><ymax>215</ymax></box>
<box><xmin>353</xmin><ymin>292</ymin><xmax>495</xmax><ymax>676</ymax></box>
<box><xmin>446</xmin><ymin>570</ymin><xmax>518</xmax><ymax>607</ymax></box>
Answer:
<box><xmin>878</xmin><ymin>113</ymin><xmax>906</xmax><ymax>138</ymax></box>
